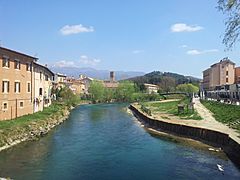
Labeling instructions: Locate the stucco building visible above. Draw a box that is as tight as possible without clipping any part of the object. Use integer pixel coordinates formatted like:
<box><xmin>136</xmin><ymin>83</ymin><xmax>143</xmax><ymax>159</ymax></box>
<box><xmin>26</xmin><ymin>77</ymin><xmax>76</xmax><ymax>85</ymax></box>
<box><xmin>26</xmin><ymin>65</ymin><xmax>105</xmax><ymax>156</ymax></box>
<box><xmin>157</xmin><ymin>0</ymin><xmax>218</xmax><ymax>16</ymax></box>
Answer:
<box><xmin>0</xmin><ymin>47</ymin><xmax>37</xmax><ymax>120</ymax></box>
<box><xmin>33</xmin><ymin>63</ymin><xmax>54</xmax><ymax>112</ymax></box>
<box><xmin>0</xmin><ymin>47</ymin><xmax>54</xmax><ymax>120</ymax></box>
<box><xmin>203</xmin><ymin>58</ymin><xmax>235</xmax><ymax>91</ymax></box>
<box><xmin>144</xmin><ymin>83</ymin><xmax>159</xmax><ymax>94</ymax></box>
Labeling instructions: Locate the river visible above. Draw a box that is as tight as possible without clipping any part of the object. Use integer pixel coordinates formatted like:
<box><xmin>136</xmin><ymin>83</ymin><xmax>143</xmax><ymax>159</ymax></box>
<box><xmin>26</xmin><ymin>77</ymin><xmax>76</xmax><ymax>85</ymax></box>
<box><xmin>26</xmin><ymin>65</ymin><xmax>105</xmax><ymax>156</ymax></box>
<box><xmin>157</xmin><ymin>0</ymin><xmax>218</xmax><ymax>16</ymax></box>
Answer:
<box><xmin>0</xmin><ymin>104</ymin><xmax>240</xmax><ymax>179</ymax></box>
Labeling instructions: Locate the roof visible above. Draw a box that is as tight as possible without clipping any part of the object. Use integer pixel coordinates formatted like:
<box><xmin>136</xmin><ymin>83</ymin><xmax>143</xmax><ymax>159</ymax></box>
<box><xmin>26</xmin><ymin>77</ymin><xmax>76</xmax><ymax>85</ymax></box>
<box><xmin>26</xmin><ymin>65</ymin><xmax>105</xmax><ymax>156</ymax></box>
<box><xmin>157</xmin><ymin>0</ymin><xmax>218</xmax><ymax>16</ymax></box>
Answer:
<box><xmin>103</xmin><ymin>81</ymin><xmax>119</xmax><ymax>88</ymax></box>
<box><xmin>0</xmin><ymin>47</ymin><xmax>38</xmax><ymax>60</ymax></box>
<box><xmin>56</xmin><ymin>73</ymin><xmax>67</xmax><ymax>77</ymax></box>
<box><xmin>144</xmin><ymin>83</ymin><xmax>159</xmax><ymax>88</ymax></box>
<box><xmin>211</xmin><ymin>58</ymin><xmax>235</xmax><ymax>67</ymax></box>
<box><xmin>34</xmin><ymin>63</ymin><xmax>54</xmax><ymax>76</ymax></box>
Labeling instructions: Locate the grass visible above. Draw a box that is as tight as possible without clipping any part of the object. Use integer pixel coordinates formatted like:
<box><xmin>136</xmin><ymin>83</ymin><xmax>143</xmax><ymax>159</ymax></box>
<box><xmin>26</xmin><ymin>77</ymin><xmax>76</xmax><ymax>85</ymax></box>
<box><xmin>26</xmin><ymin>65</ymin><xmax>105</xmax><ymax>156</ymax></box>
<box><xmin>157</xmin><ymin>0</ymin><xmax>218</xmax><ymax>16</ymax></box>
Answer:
<box><xmin>143</xmin><ymin>97</ymin><xmax>202</xmax><ymax>120</ymax></box>
<box><xmin>0</xmin><ymin>103</ymin><xmax>64</xmax><ymax>130</ymax></box>
<box><xmin>0</xmin><ymin>101</ymin><xmax>76</xmax><ymax>147</ymax></box>
<box><xmin>201</xmin><ymin>100</ymin><xmax>240</xmax><ymax>132</ymax></box>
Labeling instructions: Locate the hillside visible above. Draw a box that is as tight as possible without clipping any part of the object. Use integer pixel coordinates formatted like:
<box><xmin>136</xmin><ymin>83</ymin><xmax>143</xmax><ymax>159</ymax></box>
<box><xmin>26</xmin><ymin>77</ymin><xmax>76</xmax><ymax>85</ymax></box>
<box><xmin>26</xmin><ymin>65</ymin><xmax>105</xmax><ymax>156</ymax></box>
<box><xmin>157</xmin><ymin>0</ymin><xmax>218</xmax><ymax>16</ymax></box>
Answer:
<box><xmin>127</xmin><ymin>71</ymin><xmax>201</xmax><ymax>86</ymax></box>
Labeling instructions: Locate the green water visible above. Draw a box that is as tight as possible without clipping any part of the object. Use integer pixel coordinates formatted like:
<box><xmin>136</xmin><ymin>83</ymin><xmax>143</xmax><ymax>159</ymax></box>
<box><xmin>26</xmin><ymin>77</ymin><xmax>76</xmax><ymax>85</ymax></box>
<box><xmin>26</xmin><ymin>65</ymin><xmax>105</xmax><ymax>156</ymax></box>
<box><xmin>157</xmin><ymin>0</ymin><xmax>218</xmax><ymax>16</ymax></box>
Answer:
<box><xmin>0</xmin><ymin>103</ymin><xmax>239</xmax><ymax>180</ymax></box>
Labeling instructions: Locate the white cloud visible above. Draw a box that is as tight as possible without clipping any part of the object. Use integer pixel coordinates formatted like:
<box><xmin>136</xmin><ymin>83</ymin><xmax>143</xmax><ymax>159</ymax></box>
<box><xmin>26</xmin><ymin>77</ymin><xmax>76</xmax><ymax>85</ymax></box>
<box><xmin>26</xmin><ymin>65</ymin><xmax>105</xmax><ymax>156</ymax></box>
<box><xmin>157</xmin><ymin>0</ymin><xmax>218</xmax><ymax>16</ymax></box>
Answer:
<box><xmin>171</xmin><ymin>23</ymin><xmax>203</xmax><ymax>32</ymax></box>
<box><xmin>79</xmin><ymin>55</ymin><xmax>101</xmax><ymax>66</ymax></box>
<box><xmin>60</xmin><ymin>24</ymin><xmax>94</xmax><ymax>35</ymax></box>
<box><xmin>179</xmin><ymin>45</ymin><xmax>188</xmax><ymax>48</ymax></box>
<box><xmin>52</xmin><ymin>55</ymin><xmax>101</xmax><ymax>67</ymax></box>
<box><xmin>53</xmin><ymin>60</ymin><xmax>76</xmax><ymax>67</ymax></box>
<box><xmin>187</xmin><ymin>49</ymin><xmax>219</xmax><ymax>55</ymax></box>
<box><xmin>132</xmin><ymin>50</ymin><xmax>144</xmax><ymax>54</ymax></box>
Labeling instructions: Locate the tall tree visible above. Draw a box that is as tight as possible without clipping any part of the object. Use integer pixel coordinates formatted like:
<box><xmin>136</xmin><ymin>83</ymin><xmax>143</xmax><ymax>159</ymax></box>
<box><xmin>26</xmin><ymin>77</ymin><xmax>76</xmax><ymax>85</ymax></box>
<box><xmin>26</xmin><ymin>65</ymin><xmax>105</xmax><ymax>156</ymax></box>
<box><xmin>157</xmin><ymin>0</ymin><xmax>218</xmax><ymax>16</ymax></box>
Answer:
<box><xmin>218</xmin><ymin>0</ymin><xmax>240</xmax><ymax>49</ymax></box>
<box><xmin>115</xmin><ymin>81</ymin><xmax>135</xmax><ymax>102</ymax></box>
<box><xmin>176</xmin><ymin>84</ymin><xmax>199</xmax><ymax>94</ymax></box>
<box><xmin>159</xmin><ymin>76</ymin><xmax>176</xmax><ymax>93</ymax></box>
<box><xmin>89</xmin><ymin>80</ymin><xmax>105</xmax><ymax>103</ymax></box>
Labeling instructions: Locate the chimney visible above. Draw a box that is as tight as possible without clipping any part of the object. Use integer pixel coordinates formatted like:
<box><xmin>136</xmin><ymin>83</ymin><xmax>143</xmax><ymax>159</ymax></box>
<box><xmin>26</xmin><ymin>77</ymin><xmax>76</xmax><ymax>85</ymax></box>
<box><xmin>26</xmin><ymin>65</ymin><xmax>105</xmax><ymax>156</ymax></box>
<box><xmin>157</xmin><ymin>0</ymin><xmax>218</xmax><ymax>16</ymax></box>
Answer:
<box><xmin>110</xmin><ymin>71</ymin><xmax>115</xmax><ymax>82</ymax></box>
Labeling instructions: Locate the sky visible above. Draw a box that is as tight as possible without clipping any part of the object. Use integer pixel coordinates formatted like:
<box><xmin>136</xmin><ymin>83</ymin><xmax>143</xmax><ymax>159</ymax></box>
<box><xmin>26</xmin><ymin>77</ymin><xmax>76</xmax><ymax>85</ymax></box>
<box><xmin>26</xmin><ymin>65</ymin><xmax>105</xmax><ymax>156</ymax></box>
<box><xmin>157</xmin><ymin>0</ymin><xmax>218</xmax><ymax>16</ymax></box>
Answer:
<box><xmin>1</xmin><ymin>0</ymin><xmax>240</xmax><ymax>78</ymax></box>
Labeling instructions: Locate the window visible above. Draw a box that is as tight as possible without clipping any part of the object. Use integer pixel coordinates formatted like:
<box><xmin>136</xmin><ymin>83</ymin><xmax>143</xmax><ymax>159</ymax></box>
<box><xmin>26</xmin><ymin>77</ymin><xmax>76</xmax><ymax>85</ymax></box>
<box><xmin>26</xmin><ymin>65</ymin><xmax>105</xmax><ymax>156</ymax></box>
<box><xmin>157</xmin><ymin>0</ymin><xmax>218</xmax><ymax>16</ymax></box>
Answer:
<box><xmin>39</xmin><ymin>88</ymin><xmax>43</xmax><ymax>96</ymax></box>
<box><xmin>27</xmin><ymin>82</ymin><xmax>31</xmax><ymax>92</ymax></box>
<box><xmin>2</xmin><ymin>81</ymin><xmax>9</xmax><ymax>93</ymax></box>
<box><xmin>26</xmin><ymin>63</ymin><xmax>31</xmax><ymax>71</ymax></box>
<box><xmin>40</xmin><ymin>72</ymin><xmax>42</xmax><ymax>80</ymax></box>
<box><xmin>226</xmin><ymin>71</ymin><xmax>228</xmax><ymax>76</ymax></box>
<box><xmin>19</xmin><ymin>101</ymin><xmax>24</xmax><ymax>108</ymax></box>
<box><xmin>14</xmin><ymin>60</ymin><xmax>20</xmax><ymax>69</ymax></box>
<box><xmin>14</xmin><ymin>82</ymin><xmax>21</xmax><ymax>93</ymax></box>
<box><xmin>3</xmin><ymin>102</ymin><xmax>8</xmax><ymax>110</ymax></box>
<box><xmin>226</xmin><ymin>78</ymin><xmax>229</xmax><ymax>83</ymax></box>
<box><xmin>2</xmin><ymin>56</ymin><xmax>10</xmax><ymax>68</ymax></box>
<box><xmin>45</xmin><ymin>75</ymin><xmax>48</xmax><ymax>81</ymax></box>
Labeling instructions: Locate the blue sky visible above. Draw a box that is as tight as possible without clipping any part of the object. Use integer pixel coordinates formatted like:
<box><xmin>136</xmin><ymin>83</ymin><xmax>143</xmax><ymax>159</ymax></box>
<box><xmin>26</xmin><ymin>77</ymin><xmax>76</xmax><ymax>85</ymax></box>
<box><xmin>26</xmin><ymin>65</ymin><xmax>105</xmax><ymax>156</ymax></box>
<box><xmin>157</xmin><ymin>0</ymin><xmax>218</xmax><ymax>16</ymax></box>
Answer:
<box><xmin>1</xmin><ymin>0</ymin><xmax>240</xmax><ymax>78</ymax></box>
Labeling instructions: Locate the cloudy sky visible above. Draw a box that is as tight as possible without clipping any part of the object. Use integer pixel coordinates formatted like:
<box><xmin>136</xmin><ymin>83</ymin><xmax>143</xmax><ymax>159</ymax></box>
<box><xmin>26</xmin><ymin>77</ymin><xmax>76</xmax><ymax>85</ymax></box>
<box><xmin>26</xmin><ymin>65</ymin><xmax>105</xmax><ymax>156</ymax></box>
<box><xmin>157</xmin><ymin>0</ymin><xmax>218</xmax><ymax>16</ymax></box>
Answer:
<box><xmin>1</xmin><ymin>0</ymin><xmax>240</xmax><ymax>77</ymax></box>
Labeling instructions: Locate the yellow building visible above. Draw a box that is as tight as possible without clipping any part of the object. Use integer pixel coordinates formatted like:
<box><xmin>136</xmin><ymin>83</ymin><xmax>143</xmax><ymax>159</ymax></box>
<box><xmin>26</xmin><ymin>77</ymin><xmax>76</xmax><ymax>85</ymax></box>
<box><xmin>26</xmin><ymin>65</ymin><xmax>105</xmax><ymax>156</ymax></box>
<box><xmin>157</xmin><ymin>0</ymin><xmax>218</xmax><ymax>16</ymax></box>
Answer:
<box><xmin>0</xmin><ymin>47</ymin><xmax>37</xmax><ymax>120</ymax></box>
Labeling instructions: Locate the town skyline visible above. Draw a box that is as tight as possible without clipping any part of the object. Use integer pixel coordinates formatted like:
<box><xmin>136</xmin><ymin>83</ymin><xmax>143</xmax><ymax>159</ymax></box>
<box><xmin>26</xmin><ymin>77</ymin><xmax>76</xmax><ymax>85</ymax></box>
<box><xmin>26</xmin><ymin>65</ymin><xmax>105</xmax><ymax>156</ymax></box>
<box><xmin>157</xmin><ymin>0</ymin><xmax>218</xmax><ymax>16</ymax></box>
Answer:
<box><xmin>1</xmin><ymin>0</ymin><xmax>240</xmax><ymax>78</ymax></box>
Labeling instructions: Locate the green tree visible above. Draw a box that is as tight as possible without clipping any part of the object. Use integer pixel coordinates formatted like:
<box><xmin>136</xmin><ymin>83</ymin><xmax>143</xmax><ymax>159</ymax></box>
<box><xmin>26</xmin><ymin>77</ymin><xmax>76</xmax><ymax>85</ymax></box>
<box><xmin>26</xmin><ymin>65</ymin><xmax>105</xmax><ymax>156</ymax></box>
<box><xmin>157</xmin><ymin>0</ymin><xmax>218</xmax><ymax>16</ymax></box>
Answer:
<box><xmin>89</xmin><ymin>80</ymin><xmax>105</xmax><ymax>103</ymax></box>
<box><xmin>176</xmin><ymin>83</ymin><xmax>199</xmax><ymax>94</ymax></box>
<box><xmin>218</xmin><ymin>0</ymin><xmax>240</xmax><ymax>49</ymax></box>
<box><xmin>58</xmin><ymin>87</ymin><xmax>80</xmax><ymax>107</ymax></box>
<box><xmin>115</xmin><ymin>81</ymin><xmax>136</xmax><ymax>102</ymax></box>
<box><xmin>159</xmin><ymin>76</ymin><xmax>176</xmax><ymax>93</ymax></box>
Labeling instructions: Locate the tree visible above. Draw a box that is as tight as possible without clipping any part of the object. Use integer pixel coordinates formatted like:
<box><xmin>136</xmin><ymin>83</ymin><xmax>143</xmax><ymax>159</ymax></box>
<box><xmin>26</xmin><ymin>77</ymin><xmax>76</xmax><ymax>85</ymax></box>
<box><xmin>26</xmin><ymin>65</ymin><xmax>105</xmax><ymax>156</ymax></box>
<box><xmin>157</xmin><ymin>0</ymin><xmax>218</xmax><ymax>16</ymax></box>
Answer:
<box><xmin>159</xmin><ymin>76</ymin><xmax>176</xmax><ymax>92</ymax></box>
<box><xmin>58</xmin><ymin>87</ymin><xmax>80</xmax><ymax>106</ymax></box>
<box><xmin>176</xmin><ymin>84</ymin><xmax>199</xmax><ymax>94</ymax></box>
<box><xmin>115</xmin><ymin>81</ymin><xmax>136</xmax><ymax>102</ymax></box>
<box><xmin>88</xmin><ymin>80</ymin><xmax>105</xmax><ymax>103</ymax></box>
<box><xmin>218</xmin><ymin>0</ymin><xmax>240</xmax><ymax>49</ymax></box>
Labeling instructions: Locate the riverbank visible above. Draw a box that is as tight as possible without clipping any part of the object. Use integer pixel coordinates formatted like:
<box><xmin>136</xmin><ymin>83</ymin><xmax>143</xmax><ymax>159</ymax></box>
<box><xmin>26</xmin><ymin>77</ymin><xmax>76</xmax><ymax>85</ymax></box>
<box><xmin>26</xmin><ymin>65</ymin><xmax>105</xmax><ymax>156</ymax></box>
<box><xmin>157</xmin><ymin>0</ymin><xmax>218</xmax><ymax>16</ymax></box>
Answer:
<box><xmin>129</xmin><ymin>102</ymin><xmax>240</xmax><ymax>167</ymax></box>
<box><xmin>0</xmin><ymin>102</ymin><xmax>84</xmax><ymax>152</ymax></box>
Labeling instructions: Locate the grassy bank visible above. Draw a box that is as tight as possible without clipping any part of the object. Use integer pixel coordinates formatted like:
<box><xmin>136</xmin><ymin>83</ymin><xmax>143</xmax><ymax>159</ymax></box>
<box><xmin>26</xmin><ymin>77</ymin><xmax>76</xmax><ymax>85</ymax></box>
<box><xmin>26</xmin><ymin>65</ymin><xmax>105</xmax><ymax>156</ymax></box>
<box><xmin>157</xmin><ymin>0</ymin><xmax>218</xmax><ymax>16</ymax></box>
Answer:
<box><xmin>0</xmin><ymin>101</ymin><xmax>81</xmax><ymax>148</ymax></box>
<box><xmin>201</xmin><ymin>100</ymin><xmax>240</xmax><ymax>132</ymax></box>
<box><xmin>142</xmin><ymin>97</ymin><xmax>202</xmax><ymax>120</ymax></box>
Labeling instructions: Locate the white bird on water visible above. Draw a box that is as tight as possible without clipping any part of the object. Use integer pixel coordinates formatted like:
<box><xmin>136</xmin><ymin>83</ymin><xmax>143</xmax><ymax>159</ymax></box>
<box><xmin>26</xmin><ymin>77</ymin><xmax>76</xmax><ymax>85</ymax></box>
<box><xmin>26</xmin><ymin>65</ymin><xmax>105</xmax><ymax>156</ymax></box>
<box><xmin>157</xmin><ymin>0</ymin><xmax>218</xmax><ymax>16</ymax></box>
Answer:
<box><xmin>217</xmin><ymin>164</ymin><xmax>224</xmax><ymax>173</ymax></box>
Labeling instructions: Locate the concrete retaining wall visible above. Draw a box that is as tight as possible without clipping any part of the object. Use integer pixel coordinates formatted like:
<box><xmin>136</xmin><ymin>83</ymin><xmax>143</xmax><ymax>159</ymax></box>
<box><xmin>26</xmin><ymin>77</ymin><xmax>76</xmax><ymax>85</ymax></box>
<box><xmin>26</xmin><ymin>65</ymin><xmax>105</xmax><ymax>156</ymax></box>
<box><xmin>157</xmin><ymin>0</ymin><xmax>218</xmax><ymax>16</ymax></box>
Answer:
<box><xmin>129</xmin><ymin>104</ymin><xmax>240</xmax><ymax>167</ymax></box>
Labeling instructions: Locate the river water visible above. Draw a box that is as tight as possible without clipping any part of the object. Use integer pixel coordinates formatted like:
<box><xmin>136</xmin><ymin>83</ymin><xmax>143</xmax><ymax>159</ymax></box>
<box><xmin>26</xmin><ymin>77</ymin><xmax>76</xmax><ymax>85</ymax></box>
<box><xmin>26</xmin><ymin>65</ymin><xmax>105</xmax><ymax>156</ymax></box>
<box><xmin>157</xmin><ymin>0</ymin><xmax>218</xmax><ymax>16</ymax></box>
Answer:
<box><xmin>0</xmin><ymin>104</ymin><xmax>239</xmax><ymax>180</ymax></box>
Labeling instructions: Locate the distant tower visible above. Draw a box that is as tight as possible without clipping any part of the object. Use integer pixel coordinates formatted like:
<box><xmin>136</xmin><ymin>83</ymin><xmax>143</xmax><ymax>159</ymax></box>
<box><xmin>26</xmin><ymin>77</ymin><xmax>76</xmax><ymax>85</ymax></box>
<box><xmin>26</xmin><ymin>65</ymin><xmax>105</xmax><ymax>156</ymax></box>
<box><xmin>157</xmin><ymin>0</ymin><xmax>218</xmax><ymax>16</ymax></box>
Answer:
<box><xmin>110</xmin><ymin>71</ymin><xmax>115</xmax><ymax>82</ymax></box>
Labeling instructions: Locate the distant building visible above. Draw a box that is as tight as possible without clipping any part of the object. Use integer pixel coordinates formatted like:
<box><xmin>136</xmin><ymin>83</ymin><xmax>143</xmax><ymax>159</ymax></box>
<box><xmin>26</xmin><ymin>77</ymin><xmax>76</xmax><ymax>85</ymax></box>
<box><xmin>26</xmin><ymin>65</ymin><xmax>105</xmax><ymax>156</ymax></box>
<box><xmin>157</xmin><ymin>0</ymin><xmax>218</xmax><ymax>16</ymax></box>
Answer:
<box><xmin>103</xmin><ymin>71</ymin><xmax>119</xmax><ymax>89</ymax></box>
<box><xmin>53</xmin><ymin>73</ymin><xmax>67</xmax><ymax>89</ymax></box>
<box><xmin>144</xmin><ymin>83</ymin><xmax>159</xmax><ymax>94</ymax></box>
<box><xmin>203</xmin><ymin>58</ymin><xmax>235</xmax><ymax>91</ymax></box>
<box><xmin>79</xmin><ymin>76</ymin><xmax>94</xmax><ymax>94</ymax></box>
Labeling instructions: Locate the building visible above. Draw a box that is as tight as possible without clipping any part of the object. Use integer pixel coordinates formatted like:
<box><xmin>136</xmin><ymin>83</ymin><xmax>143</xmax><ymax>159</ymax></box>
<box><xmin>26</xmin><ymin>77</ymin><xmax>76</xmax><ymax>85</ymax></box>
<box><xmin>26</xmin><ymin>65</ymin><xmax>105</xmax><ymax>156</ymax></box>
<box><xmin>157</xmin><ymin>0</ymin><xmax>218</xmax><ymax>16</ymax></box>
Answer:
<box><xmin>203</xmin><ymin>58</ymin><xmax>235</xmax><ymax>91</ymax></box>
<box><xmin>33</xmin><ymin>63</ymin><xmax>54</xmax><ymax>112</ymax></box>
<box><xmin>144</xmin><ymin>83</ymin><xmax>159</xmax><ymax>94</ymax></box>
<box><xmin>66</xmin><ymin>77</ymin><xmax>85</xmax><ymax>95</ymax></box>
<box><xmin>0</xmin><ymin>47</ymin><xmax>37</xmax><ymax>120</ymax></box>
<box><xmin>79</xmin><ymin>76</ymin><xmax>94</xmax><ymax>94</ymax></box>
<box><xmin>201</xmin><ymin>58</ymin><xmax>240</xmax><ymax>103</ymax></box>
<box><xmin>103</xmin><ymin>71</ymin><xmax>119</xmax><ymax>89</ymax></box>
<box><xmin>53</xmin><ymin>73</ymin><xmax>67</xmax><ymax>89</ymax></box>
<box><xmin>235</xmin><ymin>67</ymin><xmax>240</xmax><ymax>84</ymax></box>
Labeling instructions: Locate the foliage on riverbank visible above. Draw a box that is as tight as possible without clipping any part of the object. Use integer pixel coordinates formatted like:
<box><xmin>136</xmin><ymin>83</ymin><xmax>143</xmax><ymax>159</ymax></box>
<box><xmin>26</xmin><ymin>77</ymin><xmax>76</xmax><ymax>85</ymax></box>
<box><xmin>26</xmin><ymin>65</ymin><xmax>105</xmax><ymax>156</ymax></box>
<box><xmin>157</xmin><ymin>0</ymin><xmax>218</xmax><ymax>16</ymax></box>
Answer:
<box><xmin>0</xmin><ymin>86</ymin><xmax>82</xmax><ymax>148</ymax></box>
<box><xmin>142</xmin><ymin>97</ymin><xmax>202</xmax><ymax>120</ymax></box>
<box><xmin>201</xmin><ymin>100</ymin><xmax>240</xmax><ymax>132</ymax></box>
<box><xmin>89</xmin><ymin>80</ymin><xmax>162</xmax><ymax>103</ymax></box>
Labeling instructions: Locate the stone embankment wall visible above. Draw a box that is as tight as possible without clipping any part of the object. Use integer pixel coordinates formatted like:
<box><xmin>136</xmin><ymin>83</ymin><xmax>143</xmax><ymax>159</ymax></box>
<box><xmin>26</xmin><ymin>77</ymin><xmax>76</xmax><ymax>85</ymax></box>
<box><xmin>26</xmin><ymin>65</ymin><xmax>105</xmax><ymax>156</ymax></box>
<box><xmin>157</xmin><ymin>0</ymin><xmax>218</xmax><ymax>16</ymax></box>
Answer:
<box><xmin>129</xmin><ymin>105</ymin><xmax>240</xmax><ymax>167</ymax></box>
<box><xmin>0</xmin><ymin>107</ymin><xmax>71</xmax><ymax>152</ymax></box>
